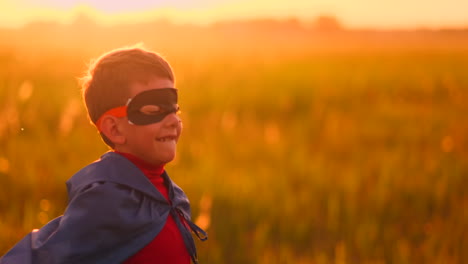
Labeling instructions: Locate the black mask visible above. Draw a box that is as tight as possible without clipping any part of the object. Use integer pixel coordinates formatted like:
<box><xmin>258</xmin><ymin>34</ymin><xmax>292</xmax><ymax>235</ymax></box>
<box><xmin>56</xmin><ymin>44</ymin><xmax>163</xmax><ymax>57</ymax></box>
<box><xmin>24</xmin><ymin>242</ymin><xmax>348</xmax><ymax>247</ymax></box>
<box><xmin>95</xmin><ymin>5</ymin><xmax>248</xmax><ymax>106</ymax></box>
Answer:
<box><xmin>126</xmin><ymin>88</ymin><xmax>179</xmax><ymax>125</ymax></box>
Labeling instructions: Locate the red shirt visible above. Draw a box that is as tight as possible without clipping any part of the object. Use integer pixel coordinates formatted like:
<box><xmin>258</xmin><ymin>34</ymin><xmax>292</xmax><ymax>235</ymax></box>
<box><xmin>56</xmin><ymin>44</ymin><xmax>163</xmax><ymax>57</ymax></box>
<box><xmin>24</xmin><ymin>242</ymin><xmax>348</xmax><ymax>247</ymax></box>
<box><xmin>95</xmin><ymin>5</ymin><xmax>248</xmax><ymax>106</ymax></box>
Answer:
<box><xmin>117</xmin><ymin>151</ymin><xmax>190</xmax><ymax>264</ymax></box>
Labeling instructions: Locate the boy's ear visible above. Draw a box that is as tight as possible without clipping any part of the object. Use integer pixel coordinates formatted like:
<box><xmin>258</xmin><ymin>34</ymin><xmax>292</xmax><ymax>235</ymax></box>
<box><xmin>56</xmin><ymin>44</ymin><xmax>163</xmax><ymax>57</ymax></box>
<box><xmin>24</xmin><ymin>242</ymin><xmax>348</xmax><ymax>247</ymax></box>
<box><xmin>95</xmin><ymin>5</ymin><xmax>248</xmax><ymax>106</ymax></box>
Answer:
<box><xmin>99</xmin><ymin>116</ymin><xmax>126</xmax><ymax>145</ymax></box>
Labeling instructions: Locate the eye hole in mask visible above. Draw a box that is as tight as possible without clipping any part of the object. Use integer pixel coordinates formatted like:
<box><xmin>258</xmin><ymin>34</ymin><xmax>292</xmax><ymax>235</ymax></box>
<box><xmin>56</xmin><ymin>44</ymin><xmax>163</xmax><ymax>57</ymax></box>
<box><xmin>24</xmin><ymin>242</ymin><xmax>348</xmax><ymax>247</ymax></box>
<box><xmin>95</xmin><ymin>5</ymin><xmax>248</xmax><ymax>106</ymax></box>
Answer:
<box><xmin>140</xmin><ymin>105</ymin><xmax>162</xmax><ymax>115</ymax></box>
<box><xmin>139</xmin><ymin>104</ymin><xmax>181</xmax><ymax>116</ymax></box>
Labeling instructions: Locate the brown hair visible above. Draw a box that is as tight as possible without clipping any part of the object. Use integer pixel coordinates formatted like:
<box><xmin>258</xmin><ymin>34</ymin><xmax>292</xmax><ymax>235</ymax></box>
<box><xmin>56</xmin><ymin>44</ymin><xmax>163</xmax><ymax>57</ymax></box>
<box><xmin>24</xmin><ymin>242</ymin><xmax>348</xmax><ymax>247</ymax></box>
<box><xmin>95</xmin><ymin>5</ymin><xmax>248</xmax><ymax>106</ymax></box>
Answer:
<box><xmin>80</xmin><ymin>45</ymin><xmax>174</xmax><ymax>147</ymax></box>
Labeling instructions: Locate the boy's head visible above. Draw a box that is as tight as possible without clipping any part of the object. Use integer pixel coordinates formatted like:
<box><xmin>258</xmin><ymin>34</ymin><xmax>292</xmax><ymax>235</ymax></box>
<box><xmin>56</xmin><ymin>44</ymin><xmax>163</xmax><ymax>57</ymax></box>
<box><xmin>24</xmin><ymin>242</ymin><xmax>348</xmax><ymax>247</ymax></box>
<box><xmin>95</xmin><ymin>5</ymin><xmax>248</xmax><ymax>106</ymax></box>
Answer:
<box><xmin>81</xmin><ymin>46</ymin><xmax>182</xmax><ymax>165</ymax></box>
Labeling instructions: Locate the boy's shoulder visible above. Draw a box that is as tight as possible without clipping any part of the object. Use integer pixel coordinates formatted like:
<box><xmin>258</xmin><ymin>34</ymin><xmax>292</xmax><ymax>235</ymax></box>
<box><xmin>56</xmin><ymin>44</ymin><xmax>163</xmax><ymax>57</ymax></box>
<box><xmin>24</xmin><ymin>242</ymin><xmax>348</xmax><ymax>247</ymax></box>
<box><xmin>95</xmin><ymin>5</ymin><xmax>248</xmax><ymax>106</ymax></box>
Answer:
<box><xmin>65</xmin><ymin>152</ymin><xmax>190</xmax><ymax>210</ymax></box>
<box><xmin>68</xmin><ymin>152</ymin><xmax>131</xmax><ymax>181</ymax></box>
<box><xmin>66</xmin><ymin>152</ymin><xmax>155</xmax><ymax>199</ymax></box>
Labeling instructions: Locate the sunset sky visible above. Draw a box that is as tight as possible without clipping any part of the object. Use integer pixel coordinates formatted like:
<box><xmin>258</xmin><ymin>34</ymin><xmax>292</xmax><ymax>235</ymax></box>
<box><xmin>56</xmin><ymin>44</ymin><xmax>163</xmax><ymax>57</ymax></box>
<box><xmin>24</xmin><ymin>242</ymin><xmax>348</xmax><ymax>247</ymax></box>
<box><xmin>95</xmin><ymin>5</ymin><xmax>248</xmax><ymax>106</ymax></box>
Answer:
<box><xmin>0</xmin><ymin>0</ymin><xmax>466</xmax><ymax>29</ymax></box>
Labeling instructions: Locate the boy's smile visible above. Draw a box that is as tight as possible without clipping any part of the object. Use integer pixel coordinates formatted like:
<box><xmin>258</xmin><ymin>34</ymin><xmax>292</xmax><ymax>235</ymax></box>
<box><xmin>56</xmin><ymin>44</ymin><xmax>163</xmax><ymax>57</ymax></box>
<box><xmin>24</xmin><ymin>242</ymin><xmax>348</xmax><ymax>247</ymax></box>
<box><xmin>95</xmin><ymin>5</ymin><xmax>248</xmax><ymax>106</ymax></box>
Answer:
<box><xmin>114</xmin><ymin>76</ymin><xmax>182</xmax><ymax>166</ymax></box>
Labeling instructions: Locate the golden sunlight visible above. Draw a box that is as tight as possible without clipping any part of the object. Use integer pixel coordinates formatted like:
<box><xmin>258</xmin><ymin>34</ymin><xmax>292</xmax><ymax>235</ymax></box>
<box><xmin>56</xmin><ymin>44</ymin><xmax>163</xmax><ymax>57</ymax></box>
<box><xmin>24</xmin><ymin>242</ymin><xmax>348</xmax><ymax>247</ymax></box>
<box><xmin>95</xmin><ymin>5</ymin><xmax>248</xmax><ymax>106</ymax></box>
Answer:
<box><xmin>0</xmin><ymin>0</ymin><xmax>467</xmax><ymax>29</ymax></box>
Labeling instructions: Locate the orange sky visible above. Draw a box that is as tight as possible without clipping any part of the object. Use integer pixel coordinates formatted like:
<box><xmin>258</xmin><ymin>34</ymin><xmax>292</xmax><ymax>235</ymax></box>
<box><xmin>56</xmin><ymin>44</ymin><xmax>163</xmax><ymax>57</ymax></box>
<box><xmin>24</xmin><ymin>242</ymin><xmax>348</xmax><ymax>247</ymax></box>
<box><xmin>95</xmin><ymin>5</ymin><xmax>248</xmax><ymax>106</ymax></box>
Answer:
<box><xmin>0</xmin><ymin>0</ymin><xmax>467</xmax><ymax>29</ymax></box>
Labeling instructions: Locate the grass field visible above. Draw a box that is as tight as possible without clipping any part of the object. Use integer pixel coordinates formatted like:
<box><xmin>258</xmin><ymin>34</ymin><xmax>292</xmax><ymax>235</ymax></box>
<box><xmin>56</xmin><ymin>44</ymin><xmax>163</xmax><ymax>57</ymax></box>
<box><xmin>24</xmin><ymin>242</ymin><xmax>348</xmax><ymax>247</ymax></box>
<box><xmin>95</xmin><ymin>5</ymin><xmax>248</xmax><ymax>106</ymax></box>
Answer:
<box><xmin>0</xmin><ymin>20</ymin><xmax>467</xmax><ymax>263</ymax></box>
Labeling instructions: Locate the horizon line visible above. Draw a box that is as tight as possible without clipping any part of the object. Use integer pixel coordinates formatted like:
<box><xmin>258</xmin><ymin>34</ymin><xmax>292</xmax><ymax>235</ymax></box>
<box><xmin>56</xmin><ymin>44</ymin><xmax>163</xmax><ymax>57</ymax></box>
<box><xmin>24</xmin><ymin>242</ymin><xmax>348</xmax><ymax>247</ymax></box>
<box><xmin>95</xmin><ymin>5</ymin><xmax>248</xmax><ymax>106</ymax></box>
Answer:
<box><xmin>0</xmin><ymin>4</ymin><xmax>467</xmax><ymax>31</ymax></box>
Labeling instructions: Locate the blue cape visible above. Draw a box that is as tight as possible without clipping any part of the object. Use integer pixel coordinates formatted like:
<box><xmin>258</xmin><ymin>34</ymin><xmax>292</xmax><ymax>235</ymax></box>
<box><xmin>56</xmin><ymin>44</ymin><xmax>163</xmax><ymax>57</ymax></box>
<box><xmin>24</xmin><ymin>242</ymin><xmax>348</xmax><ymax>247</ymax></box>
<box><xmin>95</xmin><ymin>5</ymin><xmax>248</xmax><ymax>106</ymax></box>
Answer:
<box><xmin>1</xmin><ymin>152</ymin><xmax>207</xmax><ymax>264</ymax></box>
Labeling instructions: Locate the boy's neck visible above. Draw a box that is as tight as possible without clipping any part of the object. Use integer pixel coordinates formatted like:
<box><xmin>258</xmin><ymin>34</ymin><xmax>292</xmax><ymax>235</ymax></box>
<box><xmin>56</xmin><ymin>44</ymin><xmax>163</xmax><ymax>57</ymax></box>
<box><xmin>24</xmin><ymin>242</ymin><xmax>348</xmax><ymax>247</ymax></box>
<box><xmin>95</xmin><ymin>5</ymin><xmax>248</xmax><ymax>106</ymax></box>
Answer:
<box><xmin>114</xmin><ymin>151</ymin><xmax>165</xmax><ymax>176</ymax></box>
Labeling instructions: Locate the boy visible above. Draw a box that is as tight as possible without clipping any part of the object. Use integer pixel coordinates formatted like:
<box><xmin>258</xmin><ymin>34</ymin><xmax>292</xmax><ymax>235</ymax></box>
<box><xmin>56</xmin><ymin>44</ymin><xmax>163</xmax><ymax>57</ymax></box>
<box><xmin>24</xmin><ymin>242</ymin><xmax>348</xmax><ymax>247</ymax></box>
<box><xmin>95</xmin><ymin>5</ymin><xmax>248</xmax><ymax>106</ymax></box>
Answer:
<box><xmin>0</xmin><ymin>46</ymin><xmax>207</xmax><ymax>264</ymax></box>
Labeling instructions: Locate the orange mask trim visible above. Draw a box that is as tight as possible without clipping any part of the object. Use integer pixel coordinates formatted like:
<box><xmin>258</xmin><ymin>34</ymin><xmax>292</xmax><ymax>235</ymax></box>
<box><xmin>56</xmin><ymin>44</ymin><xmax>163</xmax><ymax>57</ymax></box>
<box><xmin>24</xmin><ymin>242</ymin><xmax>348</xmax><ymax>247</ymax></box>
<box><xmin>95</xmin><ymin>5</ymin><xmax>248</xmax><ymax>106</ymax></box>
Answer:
<box><xmin>95</xmin><ymin>105</ymin><xmax>127</xmax><ymax>132</ymax></box>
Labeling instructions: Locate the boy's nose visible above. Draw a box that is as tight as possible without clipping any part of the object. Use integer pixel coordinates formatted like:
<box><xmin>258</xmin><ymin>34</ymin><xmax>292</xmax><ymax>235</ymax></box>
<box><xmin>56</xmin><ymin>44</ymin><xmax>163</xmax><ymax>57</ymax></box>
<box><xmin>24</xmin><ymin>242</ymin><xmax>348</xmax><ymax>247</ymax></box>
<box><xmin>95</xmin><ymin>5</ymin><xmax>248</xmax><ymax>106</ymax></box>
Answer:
<box><xmin>163</xmin><ymin>112</ymin><xmax>181</xmax><ymax>128</ymax></box>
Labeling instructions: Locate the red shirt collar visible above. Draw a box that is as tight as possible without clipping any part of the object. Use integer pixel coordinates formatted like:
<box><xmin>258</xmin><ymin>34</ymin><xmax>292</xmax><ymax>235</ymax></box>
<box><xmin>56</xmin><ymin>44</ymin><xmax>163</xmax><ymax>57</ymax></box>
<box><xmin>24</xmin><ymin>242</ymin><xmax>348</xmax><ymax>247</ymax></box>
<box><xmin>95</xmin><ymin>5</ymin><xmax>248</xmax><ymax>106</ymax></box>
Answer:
<box><xmin>114</xmin><ymin>151</ymin><xmax>165</xmax><ymax>177</ymax></box>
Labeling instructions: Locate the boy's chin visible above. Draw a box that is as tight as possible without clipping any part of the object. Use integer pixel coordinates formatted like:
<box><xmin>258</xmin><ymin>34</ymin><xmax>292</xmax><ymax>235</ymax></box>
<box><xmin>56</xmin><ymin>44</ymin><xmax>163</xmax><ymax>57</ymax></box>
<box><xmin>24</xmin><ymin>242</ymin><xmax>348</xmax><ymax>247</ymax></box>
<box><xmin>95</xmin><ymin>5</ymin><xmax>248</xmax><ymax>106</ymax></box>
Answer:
<box><xmin>152</xmin><ymin>154</ymin><xmax>176</xmax><ymax>166</ymax></box>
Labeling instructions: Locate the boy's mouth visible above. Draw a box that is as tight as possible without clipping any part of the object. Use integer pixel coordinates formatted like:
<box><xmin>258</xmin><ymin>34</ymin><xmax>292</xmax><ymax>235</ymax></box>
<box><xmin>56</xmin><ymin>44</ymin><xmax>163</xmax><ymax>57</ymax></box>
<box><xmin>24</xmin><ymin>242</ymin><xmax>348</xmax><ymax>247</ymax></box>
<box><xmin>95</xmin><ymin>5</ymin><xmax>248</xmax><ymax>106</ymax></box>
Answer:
<box><xmin>156</xmin><ymin>136</ymin><xmax>177</xmax><ymax>142</ymax></box>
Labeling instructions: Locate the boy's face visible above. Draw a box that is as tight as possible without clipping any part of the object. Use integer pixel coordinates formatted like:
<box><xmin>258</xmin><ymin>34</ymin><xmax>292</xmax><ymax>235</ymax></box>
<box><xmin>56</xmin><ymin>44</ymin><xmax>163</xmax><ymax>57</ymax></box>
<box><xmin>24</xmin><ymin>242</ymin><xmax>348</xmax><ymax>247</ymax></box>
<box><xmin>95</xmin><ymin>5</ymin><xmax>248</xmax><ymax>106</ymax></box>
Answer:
<box><xmin>116</xmin><ymin>76</ymin><xmax>181</xmax><ymax>166</ymax></box>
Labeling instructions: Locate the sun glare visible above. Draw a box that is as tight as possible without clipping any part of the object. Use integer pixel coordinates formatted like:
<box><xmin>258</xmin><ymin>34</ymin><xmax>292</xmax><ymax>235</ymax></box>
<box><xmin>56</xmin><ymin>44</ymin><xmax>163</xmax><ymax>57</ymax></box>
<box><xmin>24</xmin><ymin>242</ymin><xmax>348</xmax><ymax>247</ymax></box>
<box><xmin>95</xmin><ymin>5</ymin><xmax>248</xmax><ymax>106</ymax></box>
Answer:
<box><xmin>0</xmin><ymin>0</ymin><xmax>467</xmax><ymax>29</ymax></box>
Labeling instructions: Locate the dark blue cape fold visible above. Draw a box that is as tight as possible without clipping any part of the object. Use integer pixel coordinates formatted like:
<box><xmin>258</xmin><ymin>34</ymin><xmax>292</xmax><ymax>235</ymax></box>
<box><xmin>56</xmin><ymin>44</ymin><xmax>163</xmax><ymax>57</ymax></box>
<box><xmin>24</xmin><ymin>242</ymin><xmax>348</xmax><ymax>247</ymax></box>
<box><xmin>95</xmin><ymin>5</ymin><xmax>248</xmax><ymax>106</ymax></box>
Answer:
<box><xmin>0</xmin><ymin>152</ymin><xmax>202</xmax><ymax>264</ymax></box>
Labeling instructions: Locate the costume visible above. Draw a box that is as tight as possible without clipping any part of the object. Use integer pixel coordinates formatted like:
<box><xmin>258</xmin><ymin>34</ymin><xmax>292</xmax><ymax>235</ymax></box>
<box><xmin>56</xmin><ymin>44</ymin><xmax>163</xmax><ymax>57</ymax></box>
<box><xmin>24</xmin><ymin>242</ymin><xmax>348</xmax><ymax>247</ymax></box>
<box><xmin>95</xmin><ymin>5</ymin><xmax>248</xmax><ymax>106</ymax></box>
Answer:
<box><xmin>0</xmin><ymin>152</ymin><xmax>206</xmax><ymax>264</ymax></box>
<box><xmin>118</xmin><ymin>151</ymin><xmax>190</xmax><ymax>263</ymax></box>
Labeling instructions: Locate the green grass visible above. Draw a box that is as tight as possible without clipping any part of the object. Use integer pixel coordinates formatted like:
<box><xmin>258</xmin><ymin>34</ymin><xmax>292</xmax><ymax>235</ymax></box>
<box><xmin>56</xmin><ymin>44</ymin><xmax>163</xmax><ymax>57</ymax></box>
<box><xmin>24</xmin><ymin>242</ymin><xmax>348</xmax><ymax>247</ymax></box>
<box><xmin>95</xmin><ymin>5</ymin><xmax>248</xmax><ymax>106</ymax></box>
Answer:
<box><xmin>0</xmin><ymin>25</ymin><xmax>467</xmax><ymax>263</ymax></box>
